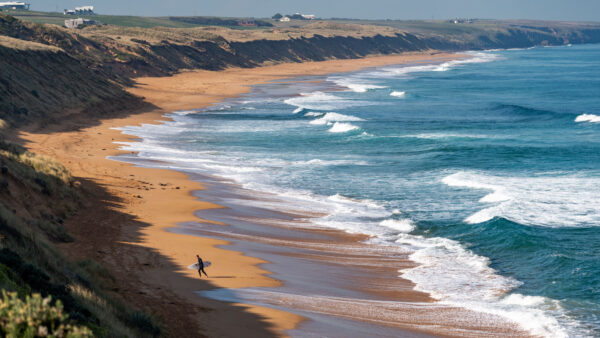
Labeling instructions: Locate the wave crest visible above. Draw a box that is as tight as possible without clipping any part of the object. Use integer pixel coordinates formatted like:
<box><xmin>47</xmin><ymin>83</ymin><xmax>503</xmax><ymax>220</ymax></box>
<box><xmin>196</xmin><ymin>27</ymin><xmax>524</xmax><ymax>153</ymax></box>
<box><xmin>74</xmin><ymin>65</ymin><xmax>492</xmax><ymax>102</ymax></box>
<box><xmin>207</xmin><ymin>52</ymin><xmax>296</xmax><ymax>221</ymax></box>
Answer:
<box><xmin>310</xmin><ymin>112</ymin><xmax>364</xmax><ymax>125</ymax></box>
<box><xmin>575</xmin><ymin>114</ymin><xmax>600</xmax><ymax>123</ymax></box>
<box><xmin>442</xmin><ymin>171</ymin><xmax>600</xmax><ymax>227</ymax></box>
<box><xmin>328</xmin><ymin>122</ymin><xmax>359</xmax><ymax>133</ymax></box>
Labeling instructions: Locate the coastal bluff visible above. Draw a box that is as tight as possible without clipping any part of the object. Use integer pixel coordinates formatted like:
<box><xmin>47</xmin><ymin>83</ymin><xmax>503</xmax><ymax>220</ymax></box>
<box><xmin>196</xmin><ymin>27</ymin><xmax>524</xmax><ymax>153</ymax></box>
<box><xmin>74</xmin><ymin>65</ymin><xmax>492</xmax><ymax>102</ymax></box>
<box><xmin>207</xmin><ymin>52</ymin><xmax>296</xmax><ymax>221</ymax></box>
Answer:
<box><xmin>2</xmin><ymin>14</ymin><xmax>600</xmax><ymax>126</ymax></box>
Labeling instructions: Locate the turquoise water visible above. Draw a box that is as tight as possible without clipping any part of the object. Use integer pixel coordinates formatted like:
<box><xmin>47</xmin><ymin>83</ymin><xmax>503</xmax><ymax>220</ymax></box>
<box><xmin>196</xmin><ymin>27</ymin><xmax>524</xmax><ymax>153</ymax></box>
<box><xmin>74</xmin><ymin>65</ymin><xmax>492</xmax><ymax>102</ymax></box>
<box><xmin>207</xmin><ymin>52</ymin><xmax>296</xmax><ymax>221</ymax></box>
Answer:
<box><xmin>118</xmin><ymin>44</ymin><xmax>600</xmax><ymax>336</ymax></box>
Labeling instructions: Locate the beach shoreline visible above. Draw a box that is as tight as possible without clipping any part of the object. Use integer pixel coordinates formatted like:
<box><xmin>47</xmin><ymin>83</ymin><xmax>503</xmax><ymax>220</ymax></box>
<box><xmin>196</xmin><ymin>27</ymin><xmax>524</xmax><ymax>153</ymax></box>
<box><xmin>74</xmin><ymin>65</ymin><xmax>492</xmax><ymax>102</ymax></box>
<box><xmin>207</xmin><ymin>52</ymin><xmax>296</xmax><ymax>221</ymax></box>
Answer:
<box><xmin>18</xmin><ymin>51</ymin><xmax>529</xmax><ymax>336</ymax></box>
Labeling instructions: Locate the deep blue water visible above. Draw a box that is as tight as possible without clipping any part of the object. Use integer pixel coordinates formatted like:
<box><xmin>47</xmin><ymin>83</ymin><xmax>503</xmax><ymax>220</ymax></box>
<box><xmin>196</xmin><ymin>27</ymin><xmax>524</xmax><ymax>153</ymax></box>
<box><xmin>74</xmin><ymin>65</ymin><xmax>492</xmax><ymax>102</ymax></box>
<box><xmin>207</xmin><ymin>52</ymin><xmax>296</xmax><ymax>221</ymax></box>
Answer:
<box><xmin>119</xmin><ymin>44</ymin><xmax>600</xmax><ymax>336</ymax></box>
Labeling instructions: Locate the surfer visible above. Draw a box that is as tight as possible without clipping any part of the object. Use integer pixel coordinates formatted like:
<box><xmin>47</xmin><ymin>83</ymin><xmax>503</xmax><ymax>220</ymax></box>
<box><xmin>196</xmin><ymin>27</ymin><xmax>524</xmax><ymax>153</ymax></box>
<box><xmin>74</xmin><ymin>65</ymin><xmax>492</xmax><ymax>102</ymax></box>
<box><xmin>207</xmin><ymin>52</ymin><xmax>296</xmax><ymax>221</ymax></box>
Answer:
<box><xmin>196</xmin><ymin>255</ymin><xmax>208</xmax><ymax>278</ymax></box>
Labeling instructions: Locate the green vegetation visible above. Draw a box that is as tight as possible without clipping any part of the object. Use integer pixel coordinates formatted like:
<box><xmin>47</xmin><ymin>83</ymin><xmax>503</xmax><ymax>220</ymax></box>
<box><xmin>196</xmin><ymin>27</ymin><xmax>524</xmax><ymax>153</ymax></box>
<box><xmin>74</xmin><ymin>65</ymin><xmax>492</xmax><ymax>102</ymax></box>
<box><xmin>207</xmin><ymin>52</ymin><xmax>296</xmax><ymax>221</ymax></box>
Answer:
<box><xmin>0</xmin><ymin>291</ymin><xmax>93</xmax><ymax>337</ymax></box>
<box><xmin>169</xmin><ymin>16</ymin><xmax>273</xmax><ymax>28</ymax></box>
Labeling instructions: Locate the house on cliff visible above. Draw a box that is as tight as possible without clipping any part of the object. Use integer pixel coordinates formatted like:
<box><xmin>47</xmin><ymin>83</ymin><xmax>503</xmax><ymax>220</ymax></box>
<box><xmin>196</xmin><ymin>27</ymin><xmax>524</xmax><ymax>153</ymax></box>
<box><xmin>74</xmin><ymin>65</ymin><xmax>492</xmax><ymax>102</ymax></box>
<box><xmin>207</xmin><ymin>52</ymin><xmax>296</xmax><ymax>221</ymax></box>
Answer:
<box><xmin>64</xmin><ymin>18</ymin><xmax>100</xmax><ymax>28</ymax></box>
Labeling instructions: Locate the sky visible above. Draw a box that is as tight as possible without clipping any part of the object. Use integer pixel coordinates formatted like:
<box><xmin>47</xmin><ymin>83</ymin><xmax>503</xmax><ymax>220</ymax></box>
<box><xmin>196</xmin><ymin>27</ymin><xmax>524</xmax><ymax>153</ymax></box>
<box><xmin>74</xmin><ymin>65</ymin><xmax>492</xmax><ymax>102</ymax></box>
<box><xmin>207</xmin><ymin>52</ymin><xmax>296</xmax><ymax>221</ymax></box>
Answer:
<box><xmin>29</xmin><ymin>0</ymin><xmax>600</xmax><ymax>22</ymax></box>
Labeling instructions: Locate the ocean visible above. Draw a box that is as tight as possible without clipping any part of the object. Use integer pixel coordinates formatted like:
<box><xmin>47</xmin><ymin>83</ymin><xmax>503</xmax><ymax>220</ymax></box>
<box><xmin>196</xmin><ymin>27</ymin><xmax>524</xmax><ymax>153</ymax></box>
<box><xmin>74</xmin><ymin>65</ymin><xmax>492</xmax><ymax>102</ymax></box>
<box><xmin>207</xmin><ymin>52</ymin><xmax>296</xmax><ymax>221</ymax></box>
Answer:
<box><xmin>116</xmin><ymin>44</ymin><xmax>600</xmax><ymax>336</ymax></box>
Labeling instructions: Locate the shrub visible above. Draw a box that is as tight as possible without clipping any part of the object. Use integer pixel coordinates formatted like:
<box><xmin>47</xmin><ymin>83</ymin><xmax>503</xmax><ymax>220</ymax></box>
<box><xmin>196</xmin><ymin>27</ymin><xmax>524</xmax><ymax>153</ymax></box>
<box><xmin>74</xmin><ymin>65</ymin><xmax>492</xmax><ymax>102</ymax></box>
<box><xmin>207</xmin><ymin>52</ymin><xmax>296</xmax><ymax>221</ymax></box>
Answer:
<box><xmin>128</xmin><ymin>311</ymin><xmax>161</xmax><ymax>337</ymax></box>
<box><xmin>0</xmin><ymin>291</ymin><xmax>93</xmax><ymax>337</ymax></box>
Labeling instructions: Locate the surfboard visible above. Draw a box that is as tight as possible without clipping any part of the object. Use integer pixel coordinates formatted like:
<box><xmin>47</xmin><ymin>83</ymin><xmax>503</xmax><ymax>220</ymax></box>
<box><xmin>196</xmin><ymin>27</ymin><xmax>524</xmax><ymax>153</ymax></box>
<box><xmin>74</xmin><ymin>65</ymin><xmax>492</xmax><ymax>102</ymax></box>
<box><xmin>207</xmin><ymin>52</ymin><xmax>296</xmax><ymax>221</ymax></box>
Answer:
<box><xmin>188</xmin><ymin>261</ymin><xmax>212</xmax><ymax>270</ymax></box>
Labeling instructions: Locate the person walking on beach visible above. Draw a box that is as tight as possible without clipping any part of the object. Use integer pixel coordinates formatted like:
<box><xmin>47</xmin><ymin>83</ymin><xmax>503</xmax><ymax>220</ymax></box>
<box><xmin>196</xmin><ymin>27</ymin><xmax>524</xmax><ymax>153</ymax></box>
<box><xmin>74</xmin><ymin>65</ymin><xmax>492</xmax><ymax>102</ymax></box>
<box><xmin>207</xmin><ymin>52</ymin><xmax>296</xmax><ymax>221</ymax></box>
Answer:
<box><xmin>196</xmin><ymin>255</ymin><xmax>208</xmax><ymax>278</ymax></box>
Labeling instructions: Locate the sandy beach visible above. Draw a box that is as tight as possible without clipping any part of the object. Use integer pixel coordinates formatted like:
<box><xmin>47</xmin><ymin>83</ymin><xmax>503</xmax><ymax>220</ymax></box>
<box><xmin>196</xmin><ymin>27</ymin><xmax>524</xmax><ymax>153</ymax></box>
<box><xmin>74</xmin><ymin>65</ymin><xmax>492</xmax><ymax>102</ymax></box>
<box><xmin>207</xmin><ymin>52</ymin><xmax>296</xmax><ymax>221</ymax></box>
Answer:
<box><xmin>19</xmin><ymin>51</ymin><xmax>529</xmax><ymax>337</ymax></box>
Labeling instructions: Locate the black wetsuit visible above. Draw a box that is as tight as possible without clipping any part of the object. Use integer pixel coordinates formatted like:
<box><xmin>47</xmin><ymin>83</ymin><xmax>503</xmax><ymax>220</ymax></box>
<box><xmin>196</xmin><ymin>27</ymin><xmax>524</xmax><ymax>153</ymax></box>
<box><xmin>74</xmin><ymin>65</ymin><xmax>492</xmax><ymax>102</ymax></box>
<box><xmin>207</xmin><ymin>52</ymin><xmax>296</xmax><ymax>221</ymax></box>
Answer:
<box><xmin>197</xmin><ymin>256</ymin><xmax>208</xmax><ymax>277</ymax></box>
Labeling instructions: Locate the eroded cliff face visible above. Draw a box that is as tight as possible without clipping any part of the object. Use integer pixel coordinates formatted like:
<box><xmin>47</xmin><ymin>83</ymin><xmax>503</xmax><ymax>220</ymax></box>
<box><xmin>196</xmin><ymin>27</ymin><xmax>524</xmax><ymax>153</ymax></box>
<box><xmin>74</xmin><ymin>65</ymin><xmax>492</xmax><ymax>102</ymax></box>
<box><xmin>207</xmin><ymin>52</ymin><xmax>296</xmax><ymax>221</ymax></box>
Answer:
<box><xmin>2</xmin><ymin>13</ymin><xmax>600</xmax><ymax>127</ymax></box>
<box><xmin>0</xmin><ymin>44</ymin><xmax>143</xmax><ymax>127</ymax></box>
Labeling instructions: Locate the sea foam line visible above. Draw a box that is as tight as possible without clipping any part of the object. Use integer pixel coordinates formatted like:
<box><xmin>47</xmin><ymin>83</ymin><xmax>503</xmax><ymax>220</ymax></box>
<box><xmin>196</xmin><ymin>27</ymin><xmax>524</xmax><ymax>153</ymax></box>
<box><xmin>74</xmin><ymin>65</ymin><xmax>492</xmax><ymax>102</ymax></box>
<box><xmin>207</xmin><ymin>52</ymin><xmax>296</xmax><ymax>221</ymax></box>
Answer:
<box><xmin>370</xmin><ymin>51</ymin><xmax>500</xmax><ymax>78</ymax></box>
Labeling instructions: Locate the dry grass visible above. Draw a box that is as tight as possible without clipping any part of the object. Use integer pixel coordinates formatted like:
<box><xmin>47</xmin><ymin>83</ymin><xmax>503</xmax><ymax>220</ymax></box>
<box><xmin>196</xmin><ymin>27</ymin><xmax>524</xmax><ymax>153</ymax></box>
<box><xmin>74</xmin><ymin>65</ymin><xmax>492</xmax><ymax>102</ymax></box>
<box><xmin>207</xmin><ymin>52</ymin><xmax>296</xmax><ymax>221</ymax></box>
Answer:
<box><xmin>68</xmin><ymin>283</ymin><xmax>137</xmax><ymax>337</ymax></box>
<box><xmin>79</xmin><ymin>20</ymin><xmax>404</xmax><ymax>44</ymax></box>
<box><xmin>81</xmin><ymin>25</ymin><xmax>223</xmax><ymax>45</ymax></box>
<box><xmin>0</xmin><ymin>35</ymin><xmax>62</xmax><ymax>52</ymax></box>
<box><xmin>16</xmin><ymin>152</ymin><xmax>72</xmax><ymax>184</ymax></box>
<box><xmin>0</xmin><ymin>148</ymin><xmax>72</xmax><ymax>184</ymax></box>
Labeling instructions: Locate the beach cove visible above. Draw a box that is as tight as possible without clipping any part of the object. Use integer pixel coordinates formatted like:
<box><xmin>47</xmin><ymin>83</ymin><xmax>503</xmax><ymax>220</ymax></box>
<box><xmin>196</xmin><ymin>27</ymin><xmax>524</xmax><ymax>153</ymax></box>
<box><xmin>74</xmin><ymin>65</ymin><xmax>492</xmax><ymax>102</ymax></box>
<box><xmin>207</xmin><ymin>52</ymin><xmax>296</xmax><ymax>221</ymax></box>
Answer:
<box><xmin>19</xmin><ymin>50</ymin><xmax>552</xmax><ymax>337</ymax></box>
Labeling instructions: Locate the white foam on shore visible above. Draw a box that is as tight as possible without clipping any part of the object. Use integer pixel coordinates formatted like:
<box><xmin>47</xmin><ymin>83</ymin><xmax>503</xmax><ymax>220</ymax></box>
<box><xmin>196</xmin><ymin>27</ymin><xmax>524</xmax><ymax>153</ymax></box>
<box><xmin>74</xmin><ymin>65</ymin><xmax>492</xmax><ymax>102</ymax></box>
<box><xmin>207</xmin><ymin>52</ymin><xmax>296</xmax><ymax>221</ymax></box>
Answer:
<box><xmin>442</xmin><ymin>171</ymin><xmax>600</xmax><ymax>227</ymax></box>
<box><xmin>111</xmin><ymin>51</ymin><xmax>582</xmax><ymax>336</ymax></box>
<box><xmin>115</xmin><ymin>123</ymin><xmax>575</xmax><ymax>336</ymax></box>
<box><xmin>390</xmin><ymin>91</ymin><xmax>406</xmax><ymax>97</ymax></box>
<box><xmin>398</xmin><ymin>233</ymin><xmax>569</xmax><ymax>338</ymax></box>
<box><xmin>379</xmin><ymin>219</ymin><xmax>415</xmax><ymax>233</ymax></box>
<box><xmin>575</xmin><ymin>114</ymin><xmax>600</xmax><ymax>123</ymax></box>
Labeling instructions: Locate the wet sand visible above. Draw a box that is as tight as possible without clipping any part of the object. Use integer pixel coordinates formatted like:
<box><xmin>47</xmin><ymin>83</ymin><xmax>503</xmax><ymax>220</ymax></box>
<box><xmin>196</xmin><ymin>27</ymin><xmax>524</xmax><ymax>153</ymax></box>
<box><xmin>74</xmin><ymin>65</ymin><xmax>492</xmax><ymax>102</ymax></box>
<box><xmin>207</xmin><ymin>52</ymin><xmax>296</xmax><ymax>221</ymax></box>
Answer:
<box><xmin>20</xmin><ymin>51</ymin><xmax>530</xmax><ymax>337</ymax></box>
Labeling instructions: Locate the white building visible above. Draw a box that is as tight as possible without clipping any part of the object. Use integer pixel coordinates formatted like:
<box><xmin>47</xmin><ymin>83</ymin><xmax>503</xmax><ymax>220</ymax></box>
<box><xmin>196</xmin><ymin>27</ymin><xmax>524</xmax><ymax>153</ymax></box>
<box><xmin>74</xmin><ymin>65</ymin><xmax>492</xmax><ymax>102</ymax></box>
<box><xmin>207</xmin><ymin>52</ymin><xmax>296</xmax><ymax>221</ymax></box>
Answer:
<box><xmin>279</xmin><ymin>16</ymin><xmax>290</xmax><ymax>22</ymax></box>
<box><xmin>64</xmin><ymin>18</ymin><xmax>99</xmax><ymax>28</ymax></box>
<box><xmin>64</xmin><ymin>5</ymin><xmax>94</xmax><ymax>15</ymax></box>
<box><xmin>75</xmin><ymin>6</ymin><xmax>94</xmax><ymax>13</ymax></box>
<box><xmin>301</xmin><ymin>14</ymin><xmax>315</xmax><ymax>20</ymax></box>
<box><xmin>0</xmin><ymin>1</ymin><xmax>30</xmax><ymax>10</ymax></box>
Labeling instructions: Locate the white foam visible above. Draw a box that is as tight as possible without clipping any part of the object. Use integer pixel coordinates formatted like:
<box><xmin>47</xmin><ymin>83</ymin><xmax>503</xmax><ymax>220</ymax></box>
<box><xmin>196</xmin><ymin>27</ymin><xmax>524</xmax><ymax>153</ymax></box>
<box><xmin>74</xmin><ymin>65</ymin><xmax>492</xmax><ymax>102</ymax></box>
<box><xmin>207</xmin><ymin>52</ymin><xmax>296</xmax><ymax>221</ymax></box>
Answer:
<box><xmin>328</xmin><ymin>122</ymin><xmax>359</xmax><ymax>133</ymax></box>
<box><xmin>398</xmin><ymin>232</ymin><xmax>569</xmax><ymax>337</ymax></box>
<box><xmin>284</xmin><ymin>91</ymin><xmax>372</xmax><ymax>111</ymax></box>
<box><xmin>309</xmin><ymin>112</ymin><xmax>364</xmax><ymax>125</ymax></box>
<box><xmin>304</xmin><ymin>111</ymin><xmax>324</xmax><ymax>117</ymax></box>
<box><xmin>116</xmin><ymin>122</ymin><xmax>574</xmax><ymax>337</ymax></box>
<box><xmin>575</xmin><ymin>114</ymin><xmax>600</xmax><ymax>123</ymax></box>
<box><xmin>294</xmin><ymin>159</ymin><xmax>368</xmax><ymax>166</ymax></box>
<box><xmin>390</xmin><ymin>91</ymin><xmax>406</xmax><ymax>97</ymax></box>
<box><xmin>442</xmin><ymin>173</ymin><xmax>510</xmax><ymax>203</ymax></box>
<box><xmin>379</xmin><ymin>219</ymin><xmax>415</xmax><ymax>233</ymax></box>
<box><xmin>405</xmin><ymin>133</ymin><xmax>490</xmax><ymax>140</ymax></box>
<box><xmin>172</xmin><ymin>110</ymin><xmax>198</xmax><ymax>115</ymax></box>
<box><xmin>372</xmin><ymin>52</ymin><xmax>500</xmax><ymax>78</ymax></box>
<box><xmin>293</xmin><ymin>107</ymin><xmax>304</xmax><ymax>114</ymax></box>
<box><xmin>442</xmin><ymin>171</ymin><xmax>600</xmax><ymax>227</ymax></box>
<box><xmin>329</xmin><ymin>76</ymin><xmax>387</xmax><ymax>93</ymax></box>
<box><xmin>112</xmin><ymin>78</ymin><xmax>578</xmax><ymax>337</ymax></box>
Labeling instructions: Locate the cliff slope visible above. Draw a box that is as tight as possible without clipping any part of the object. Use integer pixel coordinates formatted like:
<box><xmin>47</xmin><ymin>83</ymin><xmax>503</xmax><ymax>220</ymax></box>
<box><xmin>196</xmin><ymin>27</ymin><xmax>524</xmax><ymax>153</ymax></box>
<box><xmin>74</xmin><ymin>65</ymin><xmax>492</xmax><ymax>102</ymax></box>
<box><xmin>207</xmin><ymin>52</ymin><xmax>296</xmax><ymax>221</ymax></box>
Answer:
<box><xmin>2</xmin><ymin>14</ymin><xmax>600</xmax><ymax>126</ymax></box>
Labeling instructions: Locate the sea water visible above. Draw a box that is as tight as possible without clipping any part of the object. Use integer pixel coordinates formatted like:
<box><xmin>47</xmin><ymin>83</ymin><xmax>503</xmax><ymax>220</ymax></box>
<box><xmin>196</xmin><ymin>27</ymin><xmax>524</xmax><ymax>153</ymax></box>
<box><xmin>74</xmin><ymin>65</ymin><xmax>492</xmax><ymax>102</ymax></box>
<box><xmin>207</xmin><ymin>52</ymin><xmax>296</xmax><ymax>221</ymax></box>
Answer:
<box><xmin>116</xmin><ymin>44</ymin><xmax>600</xmax><ymax>336</ymax></box>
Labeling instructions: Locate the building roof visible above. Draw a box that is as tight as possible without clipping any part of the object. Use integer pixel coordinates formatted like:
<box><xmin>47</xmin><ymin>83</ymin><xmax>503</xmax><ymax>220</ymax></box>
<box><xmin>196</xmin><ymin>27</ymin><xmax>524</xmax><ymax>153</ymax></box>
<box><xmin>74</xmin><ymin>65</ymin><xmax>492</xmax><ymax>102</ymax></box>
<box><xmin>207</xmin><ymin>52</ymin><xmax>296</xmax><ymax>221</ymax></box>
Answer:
<box><xmin>75</xmin><ymin>6</ymin><xmax>94</xmax><ymax>11</ymax></box>
<box><xmin>0</xmin><ymin>2</ymin><xmax>27</xmax><ymax>6</ymax></box>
